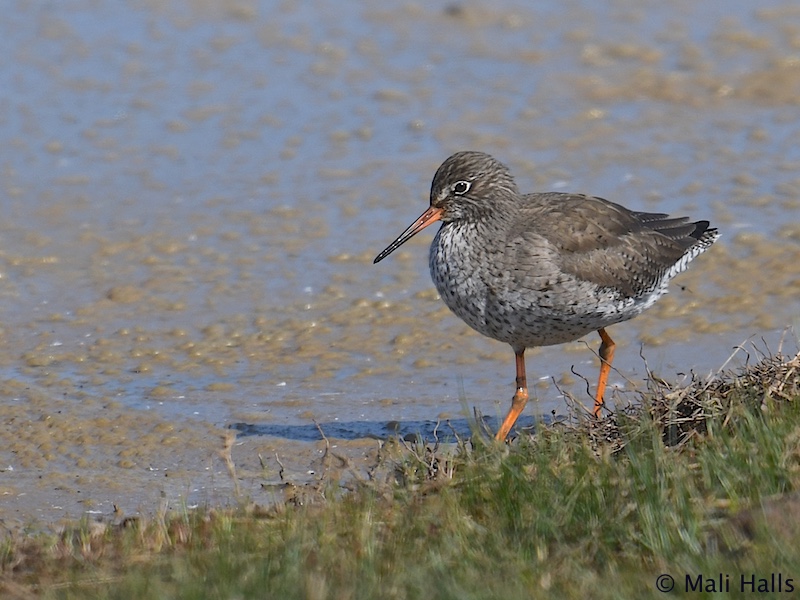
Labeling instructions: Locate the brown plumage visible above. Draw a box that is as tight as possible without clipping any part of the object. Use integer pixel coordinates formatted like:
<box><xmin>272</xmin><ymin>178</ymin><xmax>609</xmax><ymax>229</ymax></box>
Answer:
<box><xmin>374</xmin><ymin>151</ymin><xmax>719</xmax><ymax>440</ymax></box>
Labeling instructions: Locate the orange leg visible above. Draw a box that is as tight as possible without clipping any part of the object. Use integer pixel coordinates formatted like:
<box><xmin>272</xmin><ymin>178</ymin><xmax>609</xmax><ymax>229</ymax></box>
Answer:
<box><xmin>593</xmin><ymin>328</ymin><xmax>616</xmax><ymax>417</ymax></box>
<box><xmin>495</xmin><ymin>349</ymin><xmax>528</xmax><ymax>441</ymax></box>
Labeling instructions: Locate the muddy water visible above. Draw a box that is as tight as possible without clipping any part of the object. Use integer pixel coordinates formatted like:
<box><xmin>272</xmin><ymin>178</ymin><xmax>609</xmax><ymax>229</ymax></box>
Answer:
<box><xmin>1</xmin><ymin>0</ymin><xmax>799</xmax><ymax>526</ymax></box>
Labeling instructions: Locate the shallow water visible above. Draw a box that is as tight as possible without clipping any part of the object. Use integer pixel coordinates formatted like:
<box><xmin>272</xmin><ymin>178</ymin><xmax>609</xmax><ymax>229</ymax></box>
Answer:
<box><xmin>1</xmin><ymin>0</ymin><xmax>799</xmax><ymax>524</ymax></box>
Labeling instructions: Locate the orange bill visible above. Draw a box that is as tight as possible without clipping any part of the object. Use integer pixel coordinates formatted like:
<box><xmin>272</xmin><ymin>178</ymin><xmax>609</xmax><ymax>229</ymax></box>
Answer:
<box><xmin>373</xmin><ymin>206</ymin><xmax>444</xmax><ymax>264</ymax></box>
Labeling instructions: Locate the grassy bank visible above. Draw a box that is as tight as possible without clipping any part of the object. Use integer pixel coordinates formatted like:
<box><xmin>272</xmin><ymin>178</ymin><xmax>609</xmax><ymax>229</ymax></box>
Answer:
<box><xmin>2</xmin><ymin>352</ymin><xmax>799</xmax><ymax>599</ymax></box>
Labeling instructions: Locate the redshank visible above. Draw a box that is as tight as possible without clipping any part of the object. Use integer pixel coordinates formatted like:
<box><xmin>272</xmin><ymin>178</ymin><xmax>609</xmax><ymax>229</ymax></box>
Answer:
<box><xmin>374</xmin><ymin>151</ymin><xmax>719</xmax><ymax>441</ymax></box>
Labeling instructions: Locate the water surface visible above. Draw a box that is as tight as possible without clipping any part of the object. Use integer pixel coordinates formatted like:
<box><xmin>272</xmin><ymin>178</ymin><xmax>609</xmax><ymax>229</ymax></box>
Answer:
<box><xmin>1</xmin><ymin>0</ymin><xmax>798</xmax><ymax>524</ymax></box>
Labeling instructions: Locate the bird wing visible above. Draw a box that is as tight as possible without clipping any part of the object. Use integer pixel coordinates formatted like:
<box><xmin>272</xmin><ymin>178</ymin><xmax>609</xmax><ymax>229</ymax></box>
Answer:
<box><xmin>507</xmin><ymin>193</ymin><xmax>702</xmax><ymax>298</ymax></box>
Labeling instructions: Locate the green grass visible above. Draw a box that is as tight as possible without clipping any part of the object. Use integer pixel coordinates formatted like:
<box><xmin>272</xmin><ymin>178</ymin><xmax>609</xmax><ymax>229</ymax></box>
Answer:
<box><xmin>3</xmin><ymin>354</ymin><xmax>800</xmax><ymax>599</ymax></box>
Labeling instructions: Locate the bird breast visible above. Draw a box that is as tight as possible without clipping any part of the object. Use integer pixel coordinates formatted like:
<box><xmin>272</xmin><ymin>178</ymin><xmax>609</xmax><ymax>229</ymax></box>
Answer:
<box><xmin>428</xmin><ymin>222</ymin><xmax>657</xmax><ymax>348</ymax></box>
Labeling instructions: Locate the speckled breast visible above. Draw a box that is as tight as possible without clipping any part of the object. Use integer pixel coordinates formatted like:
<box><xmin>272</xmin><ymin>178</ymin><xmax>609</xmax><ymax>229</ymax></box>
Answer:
<box><xmin>428</xmin><ymin>224</ymin><xmax>663</xmax><ymax>349</ymax></box>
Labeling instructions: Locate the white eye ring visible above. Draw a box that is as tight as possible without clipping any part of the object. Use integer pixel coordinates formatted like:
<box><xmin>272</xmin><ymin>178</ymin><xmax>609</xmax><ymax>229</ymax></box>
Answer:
<box><xmin>452</xmin><ymin>180</ymin><xmax>471</xmax><ymax>195</ymax></box>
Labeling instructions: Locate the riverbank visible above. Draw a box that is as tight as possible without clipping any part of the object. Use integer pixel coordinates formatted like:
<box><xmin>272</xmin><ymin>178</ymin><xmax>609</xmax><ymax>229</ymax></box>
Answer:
<box><xmin>2</xmin><ymin>350</ymin><xmax>798</xmax><ymax>599</ymax></box>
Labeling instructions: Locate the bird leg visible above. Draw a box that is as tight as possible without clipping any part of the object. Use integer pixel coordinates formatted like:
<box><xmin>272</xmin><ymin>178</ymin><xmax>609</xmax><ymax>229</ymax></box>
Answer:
<box><xmin>495</xmin><ymin>349</ymin><xmax>528</xmax><ymax>441</ymax></box>
<box><xmin>593</xmin><ymin>328</ymin><xmax>616</xmax><ymax>417</ymax></box>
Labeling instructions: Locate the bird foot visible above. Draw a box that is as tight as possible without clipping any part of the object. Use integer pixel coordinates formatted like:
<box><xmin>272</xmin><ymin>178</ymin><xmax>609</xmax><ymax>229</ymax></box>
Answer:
<box><xmin>495</xmin><ymin>387</ymin><xmax>529</xmax><ymax>441</ymax></box>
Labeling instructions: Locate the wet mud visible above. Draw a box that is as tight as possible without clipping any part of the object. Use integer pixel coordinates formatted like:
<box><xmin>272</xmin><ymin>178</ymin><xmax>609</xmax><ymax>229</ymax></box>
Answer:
<box><xmin>1</xmin><ymin>0</ymin><xmax>799</xmax><ymax>527</ymax></box>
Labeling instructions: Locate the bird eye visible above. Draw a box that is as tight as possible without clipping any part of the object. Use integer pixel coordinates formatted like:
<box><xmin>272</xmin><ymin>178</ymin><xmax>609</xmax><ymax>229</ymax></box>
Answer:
<box><xmin>452</xmin><ymin>181</ymin><xmax>471</xmax><ymax>195</ymax></box>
